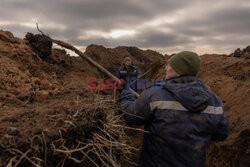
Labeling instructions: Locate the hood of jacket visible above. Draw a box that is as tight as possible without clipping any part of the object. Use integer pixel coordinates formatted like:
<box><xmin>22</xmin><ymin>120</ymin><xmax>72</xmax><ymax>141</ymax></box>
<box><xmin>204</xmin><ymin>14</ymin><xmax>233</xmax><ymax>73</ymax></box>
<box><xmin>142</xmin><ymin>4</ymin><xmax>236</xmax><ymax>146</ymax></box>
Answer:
<box><xmin>164</xmin><ymin>76</ymin><xmax>212</xmax><ymax>113</ymax></box>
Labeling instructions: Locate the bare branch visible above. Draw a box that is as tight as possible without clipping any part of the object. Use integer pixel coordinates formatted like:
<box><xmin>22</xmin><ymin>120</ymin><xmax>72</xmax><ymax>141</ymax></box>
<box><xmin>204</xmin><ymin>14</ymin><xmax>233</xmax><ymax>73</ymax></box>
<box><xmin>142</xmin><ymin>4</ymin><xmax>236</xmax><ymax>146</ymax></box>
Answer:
<box><xmin>36</xmin><ymin>23</ymin><xmax>140</xmax><ymax>97</ymax></box>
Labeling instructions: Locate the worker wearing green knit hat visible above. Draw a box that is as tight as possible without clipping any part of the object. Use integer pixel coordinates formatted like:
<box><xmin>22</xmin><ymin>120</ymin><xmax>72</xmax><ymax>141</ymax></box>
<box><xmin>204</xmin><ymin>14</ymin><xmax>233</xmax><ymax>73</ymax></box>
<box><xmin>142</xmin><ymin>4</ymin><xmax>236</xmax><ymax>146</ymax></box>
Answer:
<box><xmin>165</xmin><ymin>51</ymin><xmax>200</xmax><ymax>79</ymax></box>
<box><xmin>120</xmin><ymin>50</ymin><xmax>229</xmax><ymax>167</ymax></box>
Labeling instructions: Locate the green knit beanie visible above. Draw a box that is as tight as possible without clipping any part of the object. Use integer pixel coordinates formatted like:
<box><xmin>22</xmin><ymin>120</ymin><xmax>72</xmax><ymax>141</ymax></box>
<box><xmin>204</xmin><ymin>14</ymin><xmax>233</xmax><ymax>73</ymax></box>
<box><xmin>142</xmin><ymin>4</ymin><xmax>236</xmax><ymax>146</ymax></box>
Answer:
<box><xmin>168</xmin><ymin>51</ymin><xmax>200</xmax><ymax>76</ymax></box>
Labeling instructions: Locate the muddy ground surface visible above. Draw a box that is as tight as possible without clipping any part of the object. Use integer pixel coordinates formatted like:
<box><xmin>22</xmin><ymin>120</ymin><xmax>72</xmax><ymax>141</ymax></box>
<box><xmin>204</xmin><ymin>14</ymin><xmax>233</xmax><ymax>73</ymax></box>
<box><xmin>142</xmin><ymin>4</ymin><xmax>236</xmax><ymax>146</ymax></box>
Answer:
<box><xmin>0</xmin><ymin>30</ymin><xmax>249</xmax><ymax>166</ymax></box>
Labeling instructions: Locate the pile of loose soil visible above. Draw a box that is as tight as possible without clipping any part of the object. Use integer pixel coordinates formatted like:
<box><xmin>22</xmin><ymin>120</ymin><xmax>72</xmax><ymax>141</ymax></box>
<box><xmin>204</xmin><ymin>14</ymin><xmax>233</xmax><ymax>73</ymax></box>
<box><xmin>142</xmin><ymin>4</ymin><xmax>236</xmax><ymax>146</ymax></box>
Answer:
<box><xmin>198</xmin><ymin>54</ymin><xmax>250</xmax><ymax>167</ymax></box>
<box><xmin>84</xmin><ymin>44</ymin><xmax>164</xmax><ymax>75</ymax></box>
<box><xmin>230</xmin><ymin>46</ymin><xmax>250</xmax><ymax>59</ymax></box>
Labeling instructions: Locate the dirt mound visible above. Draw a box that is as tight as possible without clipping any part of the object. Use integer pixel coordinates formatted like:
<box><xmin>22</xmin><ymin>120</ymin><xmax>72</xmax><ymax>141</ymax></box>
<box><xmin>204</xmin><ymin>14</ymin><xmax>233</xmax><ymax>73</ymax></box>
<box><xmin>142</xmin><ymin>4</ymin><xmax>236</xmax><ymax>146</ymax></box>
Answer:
<box><xmin>0</xmin><ymin>30</ymin><xmax>57</xmax><ymax>106</ymax></box>
<box><xmin>0</xmin><ymin>30</ymin><xmax>100</xmax><ymax>108</ymax></box>
<box><xmin>230</xmin><ymin>46</ymin><xmax>250</xmax><ymax>59</ymax></box>
<box><xmin>0</xmin><ymin>30</ymin><xmax>249</xmax><ymax>166</ymax></box>
<box><xmin>85</xmin><ymin>44</ymin><xmax>164</xmax><ymax>74</ymax></box>
<box><xmin>198</xmin><ymin>54</ymin><xmax>250</xmax><ymax>167</ymax></box>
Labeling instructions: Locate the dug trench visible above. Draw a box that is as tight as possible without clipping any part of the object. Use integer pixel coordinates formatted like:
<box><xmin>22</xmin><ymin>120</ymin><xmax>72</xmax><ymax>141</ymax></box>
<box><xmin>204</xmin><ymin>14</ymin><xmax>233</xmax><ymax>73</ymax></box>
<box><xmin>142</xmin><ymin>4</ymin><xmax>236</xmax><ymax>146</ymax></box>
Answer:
<box><xmin>0</xmin><ymin>30</ymin><xmax>249</xmax><ymax>166</ymax></box>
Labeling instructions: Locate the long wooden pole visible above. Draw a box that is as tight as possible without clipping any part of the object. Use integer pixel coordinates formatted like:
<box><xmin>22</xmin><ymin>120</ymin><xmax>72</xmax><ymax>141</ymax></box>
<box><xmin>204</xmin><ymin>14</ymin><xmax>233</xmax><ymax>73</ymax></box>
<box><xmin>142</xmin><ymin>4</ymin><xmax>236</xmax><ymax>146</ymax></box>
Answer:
<box><xmin>36</xmin><ymin>24</ymin><xmax>140</xmax><ymax>97</ymax></box>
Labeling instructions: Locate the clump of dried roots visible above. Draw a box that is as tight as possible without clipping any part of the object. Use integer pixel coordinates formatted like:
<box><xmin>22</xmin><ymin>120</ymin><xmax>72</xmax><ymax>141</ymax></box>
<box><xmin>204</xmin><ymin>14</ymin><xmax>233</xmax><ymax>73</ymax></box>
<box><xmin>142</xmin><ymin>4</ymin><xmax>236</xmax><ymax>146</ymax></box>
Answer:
<box><xmin>4</xmin><ymin>94</ymin><xmax>139</xmax><ymax>167</ymax></box>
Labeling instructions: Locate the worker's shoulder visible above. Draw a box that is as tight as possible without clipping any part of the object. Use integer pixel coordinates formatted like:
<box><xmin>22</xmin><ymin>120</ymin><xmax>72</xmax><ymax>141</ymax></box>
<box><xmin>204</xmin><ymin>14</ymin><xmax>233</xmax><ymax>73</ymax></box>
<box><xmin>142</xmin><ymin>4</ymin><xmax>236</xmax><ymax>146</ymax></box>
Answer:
<box><xmin>140</xmin><ymin>88</ymin><xmax>173</xmax><ymax>104</ymax></box>
<box><xmin>144</xmin><ymin>79</ymin><xmax>165</xmax><ymax>90</ymax></box>
<box><xmin>117</xmin><ymin>65</ymin><xmax>125</xmax><ymax>70</ymax></box>
<box><xmin>129</xmin><ymin>64</ymin><xmax>138</xmax><ymax>69</ymax></box>
<box><xmin>201</xmin><ymin>83</ymin><xmax>223</xmax><ymax>106</ymax></box>
<box><xmin>210</xmin><ymin>91</ymin><xmax>223</xmax><ymax>107</ymax></box>
<box><xmin>141</xmin><ymin>81</ymin><xmax>172</xmax><ymax>98</ymax></box>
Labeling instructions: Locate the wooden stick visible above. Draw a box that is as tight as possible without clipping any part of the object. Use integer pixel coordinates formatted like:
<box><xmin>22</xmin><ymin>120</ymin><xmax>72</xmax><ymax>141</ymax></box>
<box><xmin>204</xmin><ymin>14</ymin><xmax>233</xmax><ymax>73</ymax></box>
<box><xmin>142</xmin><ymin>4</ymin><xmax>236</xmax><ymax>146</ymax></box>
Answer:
<box><xmin>36</xmin><ymin>23</ymin><xmax>140</xmax><ymax>98</ymax></box>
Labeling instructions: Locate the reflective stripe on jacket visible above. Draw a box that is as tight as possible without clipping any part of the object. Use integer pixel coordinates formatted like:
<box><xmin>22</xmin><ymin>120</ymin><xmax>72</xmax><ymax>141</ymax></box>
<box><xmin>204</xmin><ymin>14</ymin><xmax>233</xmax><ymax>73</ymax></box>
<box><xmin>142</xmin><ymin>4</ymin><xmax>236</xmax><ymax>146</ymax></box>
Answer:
<box><xmin>120</xmin><ymin>76</ymin><xmax>230</xmax><ymax>167</ymax></box>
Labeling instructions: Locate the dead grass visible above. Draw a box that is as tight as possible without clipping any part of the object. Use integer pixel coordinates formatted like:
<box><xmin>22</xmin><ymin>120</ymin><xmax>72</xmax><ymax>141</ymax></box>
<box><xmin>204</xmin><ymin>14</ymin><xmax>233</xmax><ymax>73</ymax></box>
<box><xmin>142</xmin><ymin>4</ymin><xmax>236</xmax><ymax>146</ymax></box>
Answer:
<box><xmin>4</xmin><ymin>93</ymin><xmax>140</xmax><ymax>167</ymax></box>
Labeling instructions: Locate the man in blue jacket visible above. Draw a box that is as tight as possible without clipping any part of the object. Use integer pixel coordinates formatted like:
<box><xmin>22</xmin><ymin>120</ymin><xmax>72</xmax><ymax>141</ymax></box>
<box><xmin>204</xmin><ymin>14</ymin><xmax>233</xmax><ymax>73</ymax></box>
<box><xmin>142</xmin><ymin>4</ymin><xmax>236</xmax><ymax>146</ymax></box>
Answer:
<box><xmin>120</xmin><ymin>51</ymin><xmax>230</xmax><ymax>167</ymax></box>
<box><xmin>116</xmin><ymin>57</ymin><xmax>140</xmax><ymax>91</ymax></box>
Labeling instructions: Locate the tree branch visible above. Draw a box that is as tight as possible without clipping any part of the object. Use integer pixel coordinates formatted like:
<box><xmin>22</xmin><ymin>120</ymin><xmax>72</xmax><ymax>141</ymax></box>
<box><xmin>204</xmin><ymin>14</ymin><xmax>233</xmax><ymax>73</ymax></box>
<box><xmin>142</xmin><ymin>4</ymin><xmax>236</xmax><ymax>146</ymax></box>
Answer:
<box><xmin>36</xmin><ymin>23</ymin><xmax>140</xmax><ymax>97</ymax></box>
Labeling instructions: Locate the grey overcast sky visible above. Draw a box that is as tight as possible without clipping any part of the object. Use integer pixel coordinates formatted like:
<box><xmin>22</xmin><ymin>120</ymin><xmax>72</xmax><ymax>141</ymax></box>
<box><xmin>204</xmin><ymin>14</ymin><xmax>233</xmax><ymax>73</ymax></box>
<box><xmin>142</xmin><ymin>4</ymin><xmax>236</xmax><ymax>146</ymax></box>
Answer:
<box><xmin>1</xmin><ymin>0</ymin><xmax>250</xmax><ymax>54</ymax></box>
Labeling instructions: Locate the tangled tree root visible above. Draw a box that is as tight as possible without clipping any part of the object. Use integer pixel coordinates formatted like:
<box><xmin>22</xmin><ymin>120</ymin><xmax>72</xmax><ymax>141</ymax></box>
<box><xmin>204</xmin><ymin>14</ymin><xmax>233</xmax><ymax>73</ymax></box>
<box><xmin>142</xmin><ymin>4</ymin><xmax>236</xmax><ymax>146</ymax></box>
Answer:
<box><xmin>2</xmin><ymin>94</ymin><xmax>140</xmax><ymax>167</ymax></box>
